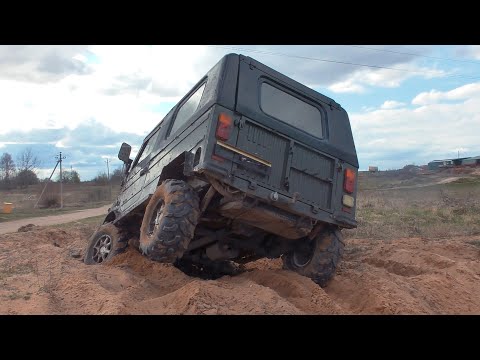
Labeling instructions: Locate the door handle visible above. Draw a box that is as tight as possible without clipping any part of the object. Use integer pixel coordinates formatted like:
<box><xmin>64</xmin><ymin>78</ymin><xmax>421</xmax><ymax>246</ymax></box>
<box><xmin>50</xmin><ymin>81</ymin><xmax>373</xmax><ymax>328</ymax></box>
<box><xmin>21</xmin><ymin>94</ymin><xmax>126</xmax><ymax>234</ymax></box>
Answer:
<box><xmin>140</xmin><ymin>167</ymin><xmax>148</xmax><ymax>176</ymax></box>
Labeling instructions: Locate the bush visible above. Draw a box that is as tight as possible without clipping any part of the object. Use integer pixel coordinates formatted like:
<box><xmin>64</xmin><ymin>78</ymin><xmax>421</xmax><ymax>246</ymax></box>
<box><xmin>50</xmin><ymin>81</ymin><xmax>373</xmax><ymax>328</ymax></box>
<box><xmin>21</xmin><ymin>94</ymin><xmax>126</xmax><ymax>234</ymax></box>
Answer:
<box><xmin>16</xmin><ymin>169</ymin><xmax>39</xmax><ymax>188</ymax></box>
<box><xmin>42</xmin><ymin>194</ymin><xmax>60</xmax><ymax>208</ymax></box>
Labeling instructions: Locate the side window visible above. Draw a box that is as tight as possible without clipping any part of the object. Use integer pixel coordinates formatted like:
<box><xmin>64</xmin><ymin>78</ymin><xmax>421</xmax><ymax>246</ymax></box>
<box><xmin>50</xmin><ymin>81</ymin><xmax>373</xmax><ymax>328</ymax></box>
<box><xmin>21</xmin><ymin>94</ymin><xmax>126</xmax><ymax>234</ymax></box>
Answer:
<box><xmin>169</xmin><ymin>83</ymin><xmax>206</xmax><ymax>136</ymax></box>
<box><xmin>135</xmin><ymin>130</ymin><xmax>161</xmax><ymax>166</ymax></box>
<box><xmin>260</xmin><ymin>82</ymin><xmax>324</xmax><ymax>139</ymax></box>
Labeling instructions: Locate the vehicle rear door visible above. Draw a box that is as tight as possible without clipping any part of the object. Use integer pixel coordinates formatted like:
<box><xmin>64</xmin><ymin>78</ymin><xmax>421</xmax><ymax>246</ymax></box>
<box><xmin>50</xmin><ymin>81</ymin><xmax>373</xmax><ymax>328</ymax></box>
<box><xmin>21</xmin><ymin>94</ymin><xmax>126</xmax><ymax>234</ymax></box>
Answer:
<box><xmin>233</xmin><ymin>57</ymin><xmax>338</xmax><ymax>214</ymax></box>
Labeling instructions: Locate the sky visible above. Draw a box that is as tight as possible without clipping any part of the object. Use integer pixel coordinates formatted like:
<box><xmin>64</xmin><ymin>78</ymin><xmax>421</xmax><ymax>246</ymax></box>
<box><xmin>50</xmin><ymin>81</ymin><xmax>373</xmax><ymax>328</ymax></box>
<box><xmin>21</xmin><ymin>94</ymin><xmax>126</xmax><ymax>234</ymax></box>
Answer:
<box><xmin>1</xmin><ymin>45</ymin><xmax>480</xmax><ymax>180</ymax></box>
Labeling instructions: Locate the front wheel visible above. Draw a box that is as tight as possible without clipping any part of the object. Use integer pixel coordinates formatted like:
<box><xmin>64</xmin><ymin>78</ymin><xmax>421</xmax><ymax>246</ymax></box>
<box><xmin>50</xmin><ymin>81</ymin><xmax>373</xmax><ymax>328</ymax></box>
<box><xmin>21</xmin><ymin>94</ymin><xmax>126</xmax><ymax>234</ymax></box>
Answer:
<box><xmin>84</xmin><ymin>223</ymin><xmax>128</xmax><ymax>265</ymax></box>
<box><xmin>282</xmin><ymin>227</ymin><xmax>345</xmax><ymax>287</ymax></box>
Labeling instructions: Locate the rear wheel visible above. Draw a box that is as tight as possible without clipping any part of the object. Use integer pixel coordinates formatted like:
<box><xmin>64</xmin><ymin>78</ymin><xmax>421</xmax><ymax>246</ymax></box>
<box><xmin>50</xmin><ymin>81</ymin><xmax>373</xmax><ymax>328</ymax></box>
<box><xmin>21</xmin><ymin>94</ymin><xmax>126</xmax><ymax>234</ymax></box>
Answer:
<box><xmin>282</xmin><ymin>227</ymin><xmax>344</xmax><ymax>287</ymax></box>
<box><xmin>84</xmin><ymin>223</ymin><xmax>128</xmax><ymax>265</ymax></box>
<box><xmin>139</xmin><ymin>179</ymin><xmax>200</xmax><ymax>263</ymax></box>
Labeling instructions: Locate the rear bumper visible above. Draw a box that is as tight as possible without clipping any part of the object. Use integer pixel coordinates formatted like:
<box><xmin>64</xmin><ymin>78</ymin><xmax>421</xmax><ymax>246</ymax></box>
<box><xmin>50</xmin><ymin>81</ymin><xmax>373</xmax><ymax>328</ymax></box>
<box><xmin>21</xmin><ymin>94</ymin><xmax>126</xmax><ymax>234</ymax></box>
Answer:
<box><xmin>198</xmin><ymin>161</ymin><xmax>357</xmax><ymax>230</ymax></box>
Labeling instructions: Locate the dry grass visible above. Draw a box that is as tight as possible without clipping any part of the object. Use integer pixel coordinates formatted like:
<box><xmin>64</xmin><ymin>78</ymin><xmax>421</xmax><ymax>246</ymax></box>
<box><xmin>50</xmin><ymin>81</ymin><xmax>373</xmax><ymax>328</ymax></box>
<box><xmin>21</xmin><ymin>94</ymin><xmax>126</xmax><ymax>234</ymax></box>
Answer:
<box><xmin>345</xmin><ymin>173</ymin><xmax>480</xmax><ymax>240</ymax></box>
<box><xmin>0</xmin><ymin>183</ymin><xmax>120</xmax><ymax>223</ymax></box>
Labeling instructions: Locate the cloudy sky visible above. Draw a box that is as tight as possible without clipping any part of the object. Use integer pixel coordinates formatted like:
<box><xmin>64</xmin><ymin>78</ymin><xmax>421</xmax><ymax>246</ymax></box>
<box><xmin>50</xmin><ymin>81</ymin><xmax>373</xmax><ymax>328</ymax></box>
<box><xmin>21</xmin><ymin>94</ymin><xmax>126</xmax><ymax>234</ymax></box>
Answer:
<box><xmin>1</xmin><ymin>45</ymin><xmax>480</xmax><ymax>180</ymax></box>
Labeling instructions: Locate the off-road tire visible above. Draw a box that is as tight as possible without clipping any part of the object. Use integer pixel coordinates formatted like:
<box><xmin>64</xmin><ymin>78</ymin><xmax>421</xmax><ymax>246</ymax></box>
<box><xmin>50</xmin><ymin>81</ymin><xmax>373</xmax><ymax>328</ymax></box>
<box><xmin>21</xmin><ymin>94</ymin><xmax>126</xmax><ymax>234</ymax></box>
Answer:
<box><xmin>282</xmin><ymin>228</ymin><xmax>344</xmax><ymax>287</ymax></box>
<box><xmin>84</xmin><ymin>223</ymin><xmax>128</xmax><ymax>265</ymax></box>
<box><xmin>139</xmin><ymin>179</ymin><xmax>200</xmax><ymax>263</ymax></box>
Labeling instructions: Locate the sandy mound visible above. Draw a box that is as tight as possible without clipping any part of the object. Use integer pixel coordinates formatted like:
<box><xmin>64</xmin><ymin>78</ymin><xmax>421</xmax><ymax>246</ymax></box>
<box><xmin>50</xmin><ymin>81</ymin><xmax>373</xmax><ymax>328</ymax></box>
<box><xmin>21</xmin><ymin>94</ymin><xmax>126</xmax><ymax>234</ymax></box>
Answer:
<box><xmin>1</xmin><ymin>226</ymin><xmax>480</xmax><ymax>314</ymax></box>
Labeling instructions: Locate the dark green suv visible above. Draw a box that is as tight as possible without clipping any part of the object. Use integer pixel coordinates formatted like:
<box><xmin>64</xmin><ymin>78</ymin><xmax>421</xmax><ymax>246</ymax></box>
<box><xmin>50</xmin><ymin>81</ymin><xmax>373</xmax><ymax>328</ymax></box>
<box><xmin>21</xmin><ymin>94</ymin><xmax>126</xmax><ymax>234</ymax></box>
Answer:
<box><xmin>84</xmin><ymin>53</ymin><xmax>358</xmax><ymax>287</ymax></box>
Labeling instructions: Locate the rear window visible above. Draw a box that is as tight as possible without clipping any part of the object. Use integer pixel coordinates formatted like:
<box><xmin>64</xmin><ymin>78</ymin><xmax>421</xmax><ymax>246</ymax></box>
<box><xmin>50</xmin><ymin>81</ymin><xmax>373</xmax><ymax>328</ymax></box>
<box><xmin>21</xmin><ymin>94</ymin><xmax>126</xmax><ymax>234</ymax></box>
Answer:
<box><xmin>260</xmin><ymin>82</ymin><xmax>323</xmax><ymax>138</ymax></box>
<box><xmin>169</xmin><ymin>82</ymin><xmax>206</xmax><ymax>136</ymax></box>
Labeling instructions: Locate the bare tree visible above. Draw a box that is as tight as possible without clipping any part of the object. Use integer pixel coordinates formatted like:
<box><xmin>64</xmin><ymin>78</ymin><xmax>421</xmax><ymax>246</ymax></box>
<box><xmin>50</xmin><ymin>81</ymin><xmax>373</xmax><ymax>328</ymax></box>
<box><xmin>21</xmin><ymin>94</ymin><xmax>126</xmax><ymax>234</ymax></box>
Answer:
<box><xmin>0</xmin><ymin>153</ymin><xmax>16</xmax><ymax>188</ymax></box>
<box><xmin>18</xmin><ymin>147</ymin><xmax>40</xmax><ymax>172</ymax></box>
<box><xmin>15</xmin><ymin>148</ymin><xmax>41</xmax><ymax>188</ymax></box>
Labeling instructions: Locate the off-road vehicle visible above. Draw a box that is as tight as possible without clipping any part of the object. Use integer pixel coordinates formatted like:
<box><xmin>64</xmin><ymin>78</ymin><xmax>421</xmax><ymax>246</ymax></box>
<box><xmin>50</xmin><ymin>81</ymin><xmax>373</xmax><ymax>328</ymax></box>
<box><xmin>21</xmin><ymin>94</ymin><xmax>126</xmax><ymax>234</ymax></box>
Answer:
<box><xmin>84</xmin><ymin>53</ymin><xmax>358</xmax><ymax>287</ymax></box>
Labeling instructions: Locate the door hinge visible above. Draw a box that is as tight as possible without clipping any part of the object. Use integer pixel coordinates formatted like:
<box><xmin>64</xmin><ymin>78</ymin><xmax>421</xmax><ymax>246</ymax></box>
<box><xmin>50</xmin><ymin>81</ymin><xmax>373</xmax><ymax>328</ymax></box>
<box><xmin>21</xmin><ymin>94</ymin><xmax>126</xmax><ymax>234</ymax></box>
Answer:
<box><xmin>235</xmin><ymin>117</ymin><xmax>246</xmax><ymax>129</ymax></box>
<box><xmin>337</xmin><ymin>161</ymin><xmax>344</xmax><ymax>172</ymax></box>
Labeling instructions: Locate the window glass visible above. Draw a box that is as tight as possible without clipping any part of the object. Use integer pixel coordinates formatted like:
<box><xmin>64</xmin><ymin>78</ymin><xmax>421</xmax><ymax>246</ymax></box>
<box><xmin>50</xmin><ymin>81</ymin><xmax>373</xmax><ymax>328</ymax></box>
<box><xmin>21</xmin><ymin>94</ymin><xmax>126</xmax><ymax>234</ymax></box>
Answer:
<box><xmin>170</xmin><ymin>83</ymin><xmax>206</xmax><ymax>136</ymax></box>
<box><xmin>137</xmin><ymin>130</ymin><xmax>161</xmax><ymax>164</ymax></box>
<box><xmin>260</xmin><ymin>82</ymin><xmax>323</xmax><ymax>138</ymax></box>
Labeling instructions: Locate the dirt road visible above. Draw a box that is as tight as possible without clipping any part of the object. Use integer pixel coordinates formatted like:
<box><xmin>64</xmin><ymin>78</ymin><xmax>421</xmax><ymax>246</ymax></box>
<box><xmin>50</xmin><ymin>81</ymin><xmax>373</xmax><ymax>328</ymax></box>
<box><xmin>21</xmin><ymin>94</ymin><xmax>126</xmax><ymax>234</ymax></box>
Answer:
<box><xmin>0</xmin><ymin>205</ymin><xmax>110</xmax><ymax>235</ymax></box>
<box><xmin>1</xmin><ymin>222</ymin><xmax>479</xmax><ymax>314</ymax></box>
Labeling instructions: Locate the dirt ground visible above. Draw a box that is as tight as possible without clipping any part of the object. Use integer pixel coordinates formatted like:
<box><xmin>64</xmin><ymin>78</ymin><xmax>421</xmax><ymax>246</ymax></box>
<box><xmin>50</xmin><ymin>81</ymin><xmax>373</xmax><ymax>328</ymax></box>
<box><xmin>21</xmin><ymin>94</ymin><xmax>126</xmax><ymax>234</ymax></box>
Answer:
<box><xmin>1</xmin><ymin>223</ymin><xmax>480</xmax><ymax>315</ymax></box>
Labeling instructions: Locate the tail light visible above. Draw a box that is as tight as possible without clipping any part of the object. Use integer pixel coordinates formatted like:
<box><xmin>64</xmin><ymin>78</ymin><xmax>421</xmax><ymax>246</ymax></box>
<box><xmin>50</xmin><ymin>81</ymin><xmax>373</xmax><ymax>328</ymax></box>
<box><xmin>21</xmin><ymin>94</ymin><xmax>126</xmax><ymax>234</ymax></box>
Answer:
<box><xmin>343</xmin><ymin>168</ymin><xmax>356</xmax><ymax>194</ymax></box>
<box><xmin>216</xmin><ymin>113</ymin><xmax>233</xmax><ymax>141</ymax></box>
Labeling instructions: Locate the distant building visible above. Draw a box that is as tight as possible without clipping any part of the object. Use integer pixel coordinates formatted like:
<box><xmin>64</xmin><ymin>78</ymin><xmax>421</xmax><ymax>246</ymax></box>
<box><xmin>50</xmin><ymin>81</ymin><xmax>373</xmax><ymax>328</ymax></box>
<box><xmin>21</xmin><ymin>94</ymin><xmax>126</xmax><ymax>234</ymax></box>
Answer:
<box><xmin>461</xmin><ymin>156</ymin><xmax>480</xmax><ymax>166</ymax></box>
<box><xmin>368</xmin><ymin>166</ymin><xmax>378</xmax><ymax>172</ymax></box>
<box><xmin>428</xmin><ymin>160</ymin><xmax>454</xmax><ymax>170</ymax></box>
<box><xmin>428</xmin><ymin>156</ymin><xmax>480</xmax><ymax>170</ymax></box>
<box><xmin>452</xmin><ymin>157</ymin><xmax>470</xmax><ymax>166</ymax></box>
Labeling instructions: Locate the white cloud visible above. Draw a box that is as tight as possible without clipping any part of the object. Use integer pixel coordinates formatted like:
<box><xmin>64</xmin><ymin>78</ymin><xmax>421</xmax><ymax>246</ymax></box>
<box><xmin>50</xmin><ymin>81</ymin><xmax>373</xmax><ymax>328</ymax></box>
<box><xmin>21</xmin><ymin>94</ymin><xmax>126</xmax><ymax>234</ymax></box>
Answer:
<box><xmin>0</xmin><ymin>46</ymin><xmax>220</xmax><ymax>136</ymax></box>
<box><xmin>367</xmin><ymin>138</ymin><xmax>387</xmax><ymax>146</ymax></box>
<box><xmin>380</xmin><ymin>100</ymin><xmax>406</xmax><ymax>109</ymax></box>
<box><xmin>460</xmin><ymin>45</ymin><xmax>480</xmax><ymax>60</ymax></box>
<box><xmin>351</xmin><ymin>82</ymin><xmax>480</xmax><ymax>169</ymax></box>
<box><xmin>0</xmin><ymin>45</ymin><xmax>91</xmax><ymax>83</ymax></box>
<box><xmin>329</xmin><ymin>65</ymin><xmax>447</xmax><ymax>94</ymax></box>
<box><xmin>328</xmin><ymin>81</ymin><xmax>365</xmax><ymax>93</ymax></box>
<box><xmin>412</xmin><ymin>82</ymin><xmax>480</xmax><ymax>105</ymax></box>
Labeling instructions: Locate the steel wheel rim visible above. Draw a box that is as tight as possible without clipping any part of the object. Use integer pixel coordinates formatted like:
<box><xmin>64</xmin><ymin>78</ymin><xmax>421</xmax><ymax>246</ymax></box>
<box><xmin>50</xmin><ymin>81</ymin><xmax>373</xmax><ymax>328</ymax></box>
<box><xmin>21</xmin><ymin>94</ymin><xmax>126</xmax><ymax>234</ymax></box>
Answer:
<box><xmin>293</xmin><ymin>240</ymin><xmax>315</xmax><ymax>267</ymax></box>
<box><xmin>92</xmin><ymin>234</ymin><xmax>113</xmax><ymax>264</ymax></box>
<box><xmin>147</xmin><ymin>200</ymin><xmax>165</xmax><ymax>236</ymax></box>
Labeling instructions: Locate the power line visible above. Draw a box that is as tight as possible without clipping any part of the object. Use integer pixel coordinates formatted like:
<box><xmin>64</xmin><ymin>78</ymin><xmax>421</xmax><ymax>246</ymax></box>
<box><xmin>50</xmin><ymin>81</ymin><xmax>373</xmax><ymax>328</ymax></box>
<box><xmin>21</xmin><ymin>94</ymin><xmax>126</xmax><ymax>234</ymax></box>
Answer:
<box><xmin>207</xmin><ymin>45</ymin><xmax>480</xmax><ymax>81</ymax></box>
<box><xmin>208</xmin><ymin>45</ymin><xmax>418</xmax><ymax>72</ymax></box>
<box><xmin>345</xmin><ymin>45</ymin><xmax>480</xmax><ymax>65</ymax></box>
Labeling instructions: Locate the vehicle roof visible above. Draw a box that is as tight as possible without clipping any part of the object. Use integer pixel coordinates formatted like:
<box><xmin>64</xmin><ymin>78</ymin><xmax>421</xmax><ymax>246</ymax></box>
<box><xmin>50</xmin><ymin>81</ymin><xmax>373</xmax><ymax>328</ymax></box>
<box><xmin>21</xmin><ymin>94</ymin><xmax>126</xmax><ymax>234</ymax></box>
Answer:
<box><xmin>237</xmin><ymin>54</ymin><xmax>342</xmax><ymax>110</ymax></box>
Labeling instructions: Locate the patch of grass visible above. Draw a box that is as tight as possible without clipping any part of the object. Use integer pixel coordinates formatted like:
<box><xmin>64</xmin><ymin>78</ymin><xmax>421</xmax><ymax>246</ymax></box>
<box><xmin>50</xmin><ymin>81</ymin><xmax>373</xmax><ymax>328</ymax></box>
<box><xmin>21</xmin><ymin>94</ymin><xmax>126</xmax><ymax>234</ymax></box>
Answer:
<box><xmin>0</xmin><ymin>263</ymin><xmax>35</xmax><ymax>280</ymax></box>
<box><xmin>448</xmin><ymin>177</ymin><xmax>480</xmax><ymax>185</ymax></box>
<box><xmin>466</xmin><ymin>240</ymin><xmax>480</xmax><ymax>248</ymax></box>
<box><xmin>50</xmin><ymin>215</ymin><xmax>105</xmax><ymax>230</ymax></box>
<box><xmin>345</xmin><ymin>174</ymin><xmax>480</xmax><ymax>240</ymax></box>
<box><xmin>0</xmin><ymin>182</ymin><xmax>119</xmax><ymax>223</ymax></box>
<box><xmin>344</xmin><ymin>245</ymin><xmax>364</xmax><ymax>255</ymax></box>
<box><xmin>2</xmin><ymin>292</ymin><xmax>32</xmax><ymax>301</ymax></box>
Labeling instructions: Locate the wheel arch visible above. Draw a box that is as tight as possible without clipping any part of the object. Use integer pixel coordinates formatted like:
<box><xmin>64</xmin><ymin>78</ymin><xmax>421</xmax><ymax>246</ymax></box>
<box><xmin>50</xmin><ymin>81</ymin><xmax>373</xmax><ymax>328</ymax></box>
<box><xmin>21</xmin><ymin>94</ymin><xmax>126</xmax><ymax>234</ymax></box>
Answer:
<box><xmin>103</xmin><ymin>211</ymin><xmax>117</xmax><ymax>224</ymax></box>
<box><xmin>157</xmin><ymin>150</ymin><xmax>196</xmax><ymax>186</ymax></box>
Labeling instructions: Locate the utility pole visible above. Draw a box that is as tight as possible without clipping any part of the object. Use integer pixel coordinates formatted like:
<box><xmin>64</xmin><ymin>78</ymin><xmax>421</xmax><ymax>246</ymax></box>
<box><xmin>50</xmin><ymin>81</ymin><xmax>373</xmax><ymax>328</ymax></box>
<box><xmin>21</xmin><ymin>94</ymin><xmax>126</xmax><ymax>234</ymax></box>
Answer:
<box><xmin>34</xmin><ymin>159</ymin><xmax>60</xmax><ymax>209</ymax></box>
<box><xmin>56</xmin><ymin>152</ymin><xmax>66</xmax><ymax>209</ymax></box>
<box><xmin>105</xmin><ymin>158</ymin><xmax>110</xmax><ymax>181</ymax></box>
<box><xmin>105</xmin><ymin>158</ymin><xmax>112</xmax><ymax>200</ymax></box>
